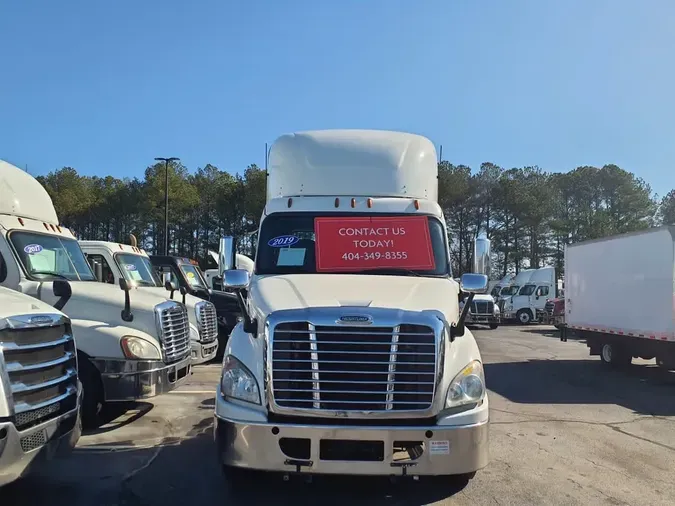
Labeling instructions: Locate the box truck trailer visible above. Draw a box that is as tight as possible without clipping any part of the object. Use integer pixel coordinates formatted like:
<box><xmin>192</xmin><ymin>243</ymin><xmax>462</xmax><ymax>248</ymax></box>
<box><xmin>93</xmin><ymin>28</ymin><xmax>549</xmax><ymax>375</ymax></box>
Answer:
<box><xmin>562</xmin><ymin>226</ymin><xmax>675</xmax><ymax>369</ymax></box>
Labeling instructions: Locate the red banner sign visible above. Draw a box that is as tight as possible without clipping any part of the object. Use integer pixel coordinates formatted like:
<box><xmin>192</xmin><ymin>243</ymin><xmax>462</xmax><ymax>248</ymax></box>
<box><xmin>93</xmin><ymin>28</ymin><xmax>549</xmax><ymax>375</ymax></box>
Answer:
<box><xmin>314</xmin><ymin>216</ymin><xmax>436</xmax><ymax>272</ymax></box>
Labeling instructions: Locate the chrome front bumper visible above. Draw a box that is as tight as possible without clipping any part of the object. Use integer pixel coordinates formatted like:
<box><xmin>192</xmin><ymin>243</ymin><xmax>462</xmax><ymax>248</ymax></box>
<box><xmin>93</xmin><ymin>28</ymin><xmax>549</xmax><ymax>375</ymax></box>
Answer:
<box><xmin>214</xmin><ymin>414</ymin><xmax>489</xmax><ymax>476</ymax></box>
<box><xmin>465</xmin><ymin>314</ymin><xmax>499</xmax><ymax>324</ymax></box>
<box><xmin>0</xmin><ymin>386</ymin><xmax>82</xmax><ymax>487</ymax></box>
<box><xmin>92</xmin><ymin>354</ymin><xmax>192</xmax><ymax>401</ymax></box>
<box><xmin>190</xmin><ymin>340</ymin><xmax>219</xmax><ymax>365</ymax></box>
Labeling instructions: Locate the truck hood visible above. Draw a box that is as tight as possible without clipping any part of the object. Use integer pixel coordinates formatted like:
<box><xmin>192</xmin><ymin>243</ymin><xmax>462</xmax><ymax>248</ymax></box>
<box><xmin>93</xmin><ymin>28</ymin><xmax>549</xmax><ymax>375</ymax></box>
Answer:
<box><xmin>63</xmin><ymin>281</ymin><xmax>170</xmax><ymax>313</ymax></box>
<box><xmin>250</xmin><ymin>274</ymin><xmax>460</xmax><ymax>324</ymax></box>
<box><xmin>0</xmin><ymin>285</ymin><xmax>63</xmax><ymax>318</ymax></box>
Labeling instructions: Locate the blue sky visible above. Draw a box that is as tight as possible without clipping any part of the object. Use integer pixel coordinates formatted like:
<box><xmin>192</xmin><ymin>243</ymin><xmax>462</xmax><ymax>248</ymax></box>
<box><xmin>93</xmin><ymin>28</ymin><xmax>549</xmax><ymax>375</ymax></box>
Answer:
<box><xmin>1</xmin><ymin>0</ymin><xmax>673</xmax><ymax>197</ymax></box>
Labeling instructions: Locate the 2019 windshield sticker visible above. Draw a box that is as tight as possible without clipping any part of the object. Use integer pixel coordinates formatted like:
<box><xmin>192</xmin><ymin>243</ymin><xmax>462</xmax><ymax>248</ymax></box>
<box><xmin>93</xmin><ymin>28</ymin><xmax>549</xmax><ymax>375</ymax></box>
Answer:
<box><xmin>268</xmin><ymin>235</ymin><xmax>299</xmax><ymax>248</ymax></box>
<box><xmin>24</xmin><ymin>244</ymin><xmax>43</xmax><ymax>255</ymax></box>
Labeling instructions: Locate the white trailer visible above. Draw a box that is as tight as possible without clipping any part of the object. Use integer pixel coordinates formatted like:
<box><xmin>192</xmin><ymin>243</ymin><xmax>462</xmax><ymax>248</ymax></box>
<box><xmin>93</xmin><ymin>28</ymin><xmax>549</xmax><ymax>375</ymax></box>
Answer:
<box><xmin>563</xmin><ymin>226</ymin><xmax>675</xmax><ymax>369</ymax></box>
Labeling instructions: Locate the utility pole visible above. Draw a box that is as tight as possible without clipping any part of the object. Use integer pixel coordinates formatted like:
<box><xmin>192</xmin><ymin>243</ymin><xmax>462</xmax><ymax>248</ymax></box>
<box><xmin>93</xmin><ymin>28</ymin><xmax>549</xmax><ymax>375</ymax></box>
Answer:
<box><xmin>154</xmin><ymin>157</ymin><xmax>180</xmax><ymax>255</ymax></box>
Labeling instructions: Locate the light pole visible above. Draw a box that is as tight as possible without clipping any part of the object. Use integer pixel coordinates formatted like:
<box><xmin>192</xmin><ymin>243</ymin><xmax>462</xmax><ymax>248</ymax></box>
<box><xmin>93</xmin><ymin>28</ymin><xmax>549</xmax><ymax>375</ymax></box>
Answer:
<box><xmin>155</xmin><ymin>157</ymin><xmax>180</xmax><ymax>255</ymax></box>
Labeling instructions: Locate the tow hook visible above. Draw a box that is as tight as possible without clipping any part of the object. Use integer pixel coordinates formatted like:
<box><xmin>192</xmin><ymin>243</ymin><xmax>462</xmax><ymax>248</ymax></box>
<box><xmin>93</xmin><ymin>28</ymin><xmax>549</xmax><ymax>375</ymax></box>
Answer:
<box><xmin>283</xmin><ymin>458</ymin><xmax>314</xmax><ymax>482</ymax></box>
<box><xmin>390</xmin><ymin>461</ymin><xmax>418</xmax><ymax>477</ymax></box>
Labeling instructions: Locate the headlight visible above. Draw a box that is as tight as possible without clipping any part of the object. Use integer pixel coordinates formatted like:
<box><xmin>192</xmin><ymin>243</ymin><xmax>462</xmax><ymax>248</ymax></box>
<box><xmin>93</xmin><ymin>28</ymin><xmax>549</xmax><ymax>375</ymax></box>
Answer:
<box><xmin>220</xmin><ymin>355</ymin><xmax>261</xmax><ymax>404</ymax></box>
<box><xmin>446</xmin><ymin>360</ymin><xmax>485</xmax><ymax>409</ymax></box>
<box><xmin>120</xmin><ymin>336</ymin><xmax>162</xmax><ymax>360</ymax></box>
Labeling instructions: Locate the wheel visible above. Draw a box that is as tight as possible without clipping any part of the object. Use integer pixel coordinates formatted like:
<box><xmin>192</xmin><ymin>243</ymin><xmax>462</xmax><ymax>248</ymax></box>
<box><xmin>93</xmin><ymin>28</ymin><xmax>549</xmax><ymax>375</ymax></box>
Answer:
<box><xmin>489</xmin><ymin>323</ymin><xmax>499</xmax><ymax>330</ymax></box>
<box><xmin>516</xmin><ymin>309</ymin><xmax>532</xmax><ymax>325</ymax></box>
<box><xmin>78</xmin><ymin>354</ymin><xmax>104</xmax><ymax>429</ymax></box>
<box><xmin>599</xmin><ymin>342</ymin><xmax>631</xmax><ymax>368</ymax></box>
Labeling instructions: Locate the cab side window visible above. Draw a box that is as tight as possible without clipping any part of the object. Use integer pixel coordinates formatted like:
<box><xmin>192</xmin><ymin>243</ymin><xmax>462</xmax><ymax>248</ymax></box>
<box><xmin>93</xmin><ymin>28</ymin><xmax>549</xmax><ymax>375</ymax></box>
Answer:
<box><xmin>87</xmin><ymin>253</ymin><xmax>115</xmax><ymax>284</ymax></box>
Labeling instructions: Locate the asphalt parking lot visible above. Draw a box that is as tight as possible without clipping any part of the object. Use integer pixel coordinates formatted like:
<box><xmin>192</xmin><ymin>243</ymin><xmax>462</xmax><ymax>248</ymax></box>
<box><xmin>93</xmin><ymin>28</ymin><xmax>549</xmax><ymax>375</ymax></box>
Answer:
<box><xmin>2</xmin><ymin>325</ymin><xmax>674</xmax><ymax>506</ymax></box>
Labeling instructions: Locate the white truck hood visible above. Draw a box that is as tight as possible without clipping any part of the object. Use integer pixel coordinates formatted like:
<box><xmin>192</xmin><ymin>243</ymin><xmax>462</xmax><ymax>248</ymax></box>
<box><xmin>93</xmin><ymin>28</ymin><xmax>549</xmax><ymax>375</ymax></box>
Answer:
<box><xmin>0</xmin><ymin>286</ymin><xmax>63</xmax><ymax>319</ymax></box>
<box><xmin>18</xmin><ymin>280</ymin><xmax>174</xmax><ymax>342</ymax></box>
<box><xmin>250</xmin><ymin>274</ymin><xmax>460</xmax><ymax>324</ymax></box>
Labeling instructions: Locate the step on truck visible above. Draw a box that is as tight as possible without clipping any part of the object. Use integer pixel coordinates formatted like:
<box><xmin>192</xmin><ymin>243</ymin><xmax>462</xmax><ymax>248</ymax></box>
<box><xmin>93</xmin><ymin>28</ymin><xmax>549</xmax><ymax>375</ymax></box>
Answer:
<box><xmin>0</xmin><ymin>160</ymin><xmax>192</xmax><ymax>428</ymax></box>
<box><xmin>213</xmin><ymin>129</ymin><xmax>490</xmax><ymax>481</ymax></box>
<box><xmin>0</xmin><ymin>286</ymin><xmax>82</xmax><ymax>487</ymax></box>
<box><xmin>561</xmin><ymin>226</ymin><xmax>675</xmax><ymax>369</ymax></box>
<box><xmin>79</xmin><ymin>238</ymin><xmax>219</xmax><ymax>365</ymax></box>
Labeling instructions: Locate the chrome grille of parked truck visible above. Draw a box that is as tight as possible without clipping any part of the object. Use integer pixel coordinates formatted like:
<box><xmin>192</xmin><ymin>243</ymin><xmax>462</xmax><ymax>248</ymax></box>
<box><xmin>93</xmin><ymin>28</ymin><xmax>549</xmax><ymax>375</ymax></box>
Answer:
<box><xmin>271</xmin><ymin>321</ymin><xmax>436</xmax><ymax>412</ymax></box>
<box><xmin>154</xmin><ymin>301</ymin><xmax>190</xmax><ymax>363</ymax></box>
<box><xmin>0</xmin><ymin>313</ymin><xmax>79</xmax><ymax>432</ymax></box>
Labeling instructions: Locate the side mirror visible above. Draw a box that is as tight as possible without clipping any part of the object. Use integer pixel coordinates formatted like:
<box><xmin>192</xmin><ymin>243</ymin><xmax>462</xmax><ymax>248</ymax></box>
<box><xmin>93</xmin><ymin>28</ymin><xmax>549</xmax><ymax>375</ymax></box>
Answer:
<box><xmin>52</xmin><ymin>279</ymin><xmax>72</xmax><ymax>311</ymax></box>
<box><xmin>179</xmin><ymin>285</ymin><xmax>187</xmax><ymax>305</ymax></box>
<box><xmin>119</xmin><ymin>278</ymin><xmax>134</xmax><ymax>322</ymax></box>
<box><xmin>459</xmin><ymin>273</ymin><xmax>489</xmax><ymax>294</ymax></box>
<box><xmin>223</xmin><ymin>269</ymin><xmax>250</xmax><ymax>290</ymax></box>
<box><xmin>218</xmin><ymin>236</ymin><xmax>236</xmax><ymax>278</ymax></box>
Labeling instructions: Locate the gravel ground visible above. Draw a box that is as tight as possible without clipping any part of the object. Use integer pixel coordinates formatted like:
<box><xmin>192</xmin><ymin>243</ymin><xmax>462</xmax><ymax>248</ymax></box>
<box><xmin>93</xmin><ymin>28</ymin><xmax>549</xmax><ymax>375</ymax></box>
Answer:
<box><xmin>2</xmin><ymin>325</ymin><xmax>674</xmax><ymax>506</ymax></box>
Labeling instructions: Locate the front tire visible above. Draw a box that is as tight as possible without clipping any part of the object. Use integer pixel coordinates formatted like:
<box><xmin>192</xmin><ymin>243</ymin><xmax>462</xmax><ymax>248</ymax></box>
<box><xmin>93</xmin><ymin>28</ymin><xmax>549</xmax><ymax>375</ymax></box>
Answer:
<box><xmin>489</xmin><ymin>323</ymin><xmax>499</xmax><ymax>330</ymax></box>
<box><xmin>78</xmin><ymin>354</ymin><xmax>104</xmax><ymax>429</ymax></box>
<box><xmin>516</xmin><ymin>309</ymin><xmax>532</xmax><ymax>325</ymax></box>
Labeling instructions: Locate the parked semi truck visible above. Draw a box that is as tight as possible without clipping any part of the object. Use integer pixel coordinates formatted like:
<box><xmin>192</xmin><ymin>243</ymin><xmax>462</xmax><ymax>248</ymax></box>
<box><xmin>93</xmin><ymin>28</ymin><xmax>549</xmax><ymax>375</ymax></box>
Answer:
<box><xmin>79</xmin><ymin>239</ymin><xmax>219</xmax><ymax>364</ymax></box>
<box><xmin>0</xmin><ymin>286</ymin><xmax>82</xmax><ymax>487</ymax></box>
<box><xmin>214</xmin><ymin>130</ymin><xmax>490</xmax><ymax>482</ymax></box>
<box><xmin>562</xmin><ymin>226</ymin><xmax>675</xmax><ymax>369</ymax></box>
<box><xmin>0</xmin><ymin>160</ymin><xmax>192</xmax><ymax>428</ymax></box>
<box><xmin>149</xmin><ymin>254</ymin><xmax>242</xmax><ymax>354</ymax></box>
<box><xmin>502</xmin><ymin>266</ymin><xmax>558</xmax><ymax>324</ymax></box>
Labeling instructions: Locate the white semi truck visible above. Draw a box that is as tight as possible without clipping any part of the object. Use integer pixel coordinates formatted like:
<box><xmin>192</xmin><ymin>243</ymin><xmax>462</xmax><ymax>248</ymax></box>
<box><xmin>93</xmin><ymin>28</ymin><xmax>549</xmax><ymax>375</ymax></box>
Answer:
<box><xmin>0</xmin><ymin>160</ymin><xmax>192</xmax><ymax>428</ymax></box>
<box><xmin>213</xmin><ymin>130</ymin><xmax>490</xmax><ymax>482</ymax></box>
<box><xmin>502</xmin><ymin>266</ymin><xmax>558</xmax><ymax>324</ymax></box>
<box><xmin>0</xmin><ymin>286</ymin><xmax>82</xmax><ymax>486</ymax></box>
<box><xmin>79</xmin><ymin>239</ymin><xmax>219</xmax><ymax>364</ymax></box>
<box><xmin>562</xmin><ymin>226</ymin><xmax>675</xmax><ymax>369</ymax></box>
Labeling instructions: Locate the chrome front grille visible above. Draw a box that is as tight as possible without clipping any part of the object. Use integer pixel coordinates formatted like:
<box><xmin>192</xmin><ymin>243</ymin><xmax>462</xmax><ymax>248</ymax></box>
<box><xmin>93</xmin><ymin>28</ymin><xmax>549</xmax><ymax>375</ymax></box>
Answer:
<box><xmin>470</xmin><ymin>300</ymin><xmax>494</xmax><ymax>315</ymax></box>
<box><xmin>155</xmin><ymin>301</ymin><xmax>190</xmax><ymax>363</ymax></box>
<box><xmin>271</xmin><ymin>322</ymin><xmax>436</xmax><ymax>413</ymax></box>
<box><xmin>0</xmin><ymin>314</ymin><xmax>79</xmax><ymax>434</ymax></box>
<box><xmin>195</xmin><ymin>301</ymin><xmax>218</xmax><ymax>343</ymax></box>
<box><xmin>544</xmin><ymin>300</ymin><xmax>555</xmax><ymax>316</ymax></box>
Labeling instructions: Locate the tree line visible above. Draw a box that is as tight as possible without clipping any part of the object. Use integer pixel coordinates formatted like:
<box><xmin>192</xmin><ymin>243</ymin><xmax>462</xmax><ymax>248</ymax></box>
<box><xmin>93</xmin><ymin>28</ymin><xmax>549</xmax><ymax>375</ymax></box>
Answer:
<box><xmin>36</xmin><ymin>161</ymin><xmax>675</xmax><ymax>276</ymax></box>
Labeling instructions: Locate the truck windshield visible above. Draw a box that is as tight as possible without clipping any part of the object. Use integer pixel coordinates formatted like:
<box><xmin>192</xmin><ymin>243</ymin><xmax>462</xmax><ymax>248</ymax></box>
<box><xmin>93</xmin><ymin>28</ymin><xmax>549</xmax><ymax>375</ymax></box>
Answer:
<box><xmin>180</xmin><ymin>264</ymin><xmax>207</xmax><ymax>289</ymax></box>
<box><xmin>115</xmin><ymin>253</ymin><xmax>162</xmax><ymax>287</ymax></box>
<box><xmin>519</xmin><ymin>284</ymin><xmax>536</xmax><ymax>296</ymax></box>
<box><xmin>10</xmin><ymin>231</ymin><xmax>96</xmax><ymax>281</ymax></box>
<box><xmin>256</xmin><ymin>212</ymin><xmax>449</xmax><ymax>276</ymax></box>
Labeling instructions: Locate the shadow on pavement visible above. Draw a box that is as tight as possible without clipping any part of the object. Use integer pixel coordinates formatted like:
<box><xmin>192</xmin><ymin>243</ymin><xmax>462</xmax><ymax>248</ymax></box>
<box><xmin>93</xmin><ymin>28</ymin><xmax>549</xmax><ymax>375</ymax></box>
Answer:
<box><xmin>83</xmin><ymin>401</ymin><xmax>154</xmax><ymax>436</ymax></box>
<box><xmin>485</xmin><ymin>359</ymin><xmax>675</xmax><ymax>416</ymax></box>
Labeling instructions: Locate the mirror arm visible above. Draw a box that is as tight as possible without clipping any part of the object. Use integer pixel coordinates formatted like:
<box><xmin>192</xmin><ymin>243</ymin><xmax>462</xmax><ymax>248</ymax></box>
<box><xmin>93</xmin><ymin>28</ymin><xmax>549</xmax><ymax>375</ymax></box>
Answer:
<box><xmin>451</xmin><ymin>293</ymin><xmax>474</xmax><ymax>341</ymax></box>
<box><xmin>235</xmin><ymin>289</ymin><xmax>257</xmax><ymax>335</ymax></box>
<box><xmin>121</xmin><ymin>290</ymin><xmax>133</xmax><ymax>322</ymax></box>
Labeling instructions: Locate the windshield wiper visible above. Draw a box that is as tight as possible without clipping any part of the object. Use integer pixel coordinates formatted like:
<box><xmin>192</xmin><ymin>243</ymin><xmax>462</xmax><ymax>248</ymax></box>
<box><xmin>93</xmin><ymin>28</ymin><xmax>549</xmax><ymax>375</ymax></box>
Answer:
<box><xmin>355</xmin><ymin>268</ymin><xmax>422</xmax><ymax>277</ymax></box>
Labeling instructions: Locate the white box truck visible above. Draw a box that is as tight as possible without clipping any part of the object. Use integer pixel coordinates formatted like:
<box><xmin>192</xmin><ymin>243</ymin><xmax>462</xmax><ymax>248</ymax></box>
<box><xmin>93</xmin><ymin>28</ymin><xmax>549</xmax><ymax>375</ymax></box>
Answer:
<box><xmin>0</xmin><ymin>286</ymin><xmax>82</xmax><ymax>487</ymax></box>
<box><xmin>0</xmin><ymin>160</ymin><xmax>192</xmax><ymax>428</ymax></box>
<box><xmin>563</xmin><ymin>226</ymin><xmax>675</xmax><ymax>369</ymax></box>
<box><xmin>213</xmin><ymin>130</ymin><xmax>491</xmax><ymax>483</ymax></box>
<box><xmin>79</xmin><ymin>239</ymin><xmax>219</xmax><ymax>364</ymax></box>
